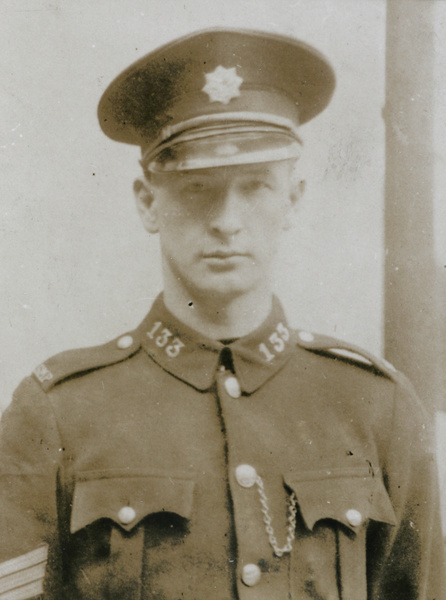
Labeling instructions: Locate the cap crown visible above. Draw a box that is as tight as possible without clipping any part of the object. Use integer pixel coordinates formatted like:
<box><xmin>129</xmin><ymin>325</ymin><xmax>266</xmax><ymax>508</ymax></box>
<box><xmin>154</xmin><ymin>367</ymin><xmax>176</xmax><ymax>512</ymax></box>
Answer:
<box><xmin>98</xmin><ymin>28</ymin><xmax>335</xmax><ymax>151</ymax></box>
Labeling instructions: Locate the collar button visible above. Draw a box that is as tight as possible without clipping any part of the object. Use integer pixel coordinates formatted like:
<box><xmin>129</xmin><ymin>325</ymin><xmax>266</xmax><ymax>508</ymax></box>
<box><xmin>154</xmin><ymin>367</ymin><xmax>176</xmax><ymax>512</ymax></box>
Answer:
<box><xmin>224</xmin><ymin>375</ymin><xmax>241</xmax><ymax>398</ymax></box>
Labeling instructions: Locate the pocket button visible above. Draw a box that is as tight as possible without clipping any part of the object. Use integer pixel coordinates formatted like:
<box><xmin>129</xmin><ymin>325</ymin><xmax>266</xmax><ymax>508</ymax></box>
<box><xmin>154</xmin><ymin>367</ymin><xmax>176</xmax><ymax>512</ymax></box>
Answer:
<box><xmin>346</xmin><ymin>508</ymin><xmax>363</xmax><ymax>527</ymax></box>
<box><xmin>118</xmin><ymin>506</ymin><xmax>136</xmax><ymax>525</ymax></box>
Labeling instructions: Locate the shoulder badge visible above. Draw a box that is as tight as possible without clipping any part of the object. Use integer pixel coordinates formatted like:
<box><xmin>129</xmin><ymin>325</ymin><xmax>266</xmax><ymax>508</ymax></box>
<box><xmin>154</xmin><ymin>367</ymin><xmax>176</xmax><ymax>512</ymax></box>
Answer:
<box><xmin>295</xmin><ymin>330</ymin><xmax>398</xmax><ymax>379</ymax></box>
<box><xmin>32</xmin><ymin>333</ymin><xmax>140</xmax><ymax>392</ymax></box>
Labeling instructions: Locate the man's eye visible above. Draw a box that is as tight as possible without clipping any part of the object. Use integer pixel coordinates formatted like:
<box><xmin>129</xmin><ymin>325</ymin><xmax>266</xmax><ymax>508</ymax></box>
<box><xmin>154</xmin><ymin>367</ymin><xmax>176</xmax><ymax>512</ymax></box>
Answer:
<box><xmin>241</xmin><ymin>180</ymin><xmax>272</xmax><ymax>193</ymax></box>
<box><xmin>183</xmin><ymin>182</ymin><xmax>208</xmax><ymax>194</ymax></box>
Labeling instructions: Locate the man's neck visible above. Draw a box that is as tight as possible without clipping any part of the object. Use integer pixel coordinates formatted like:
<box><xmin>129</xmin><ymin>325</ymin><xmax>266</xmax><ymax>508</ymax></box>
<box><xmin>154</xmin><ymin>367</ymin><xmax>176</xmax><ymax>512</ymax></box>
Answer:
<box><xmin>162</xmin><ymin>285</ymin><xmax>274</xmax><ymax>340</ymax></box>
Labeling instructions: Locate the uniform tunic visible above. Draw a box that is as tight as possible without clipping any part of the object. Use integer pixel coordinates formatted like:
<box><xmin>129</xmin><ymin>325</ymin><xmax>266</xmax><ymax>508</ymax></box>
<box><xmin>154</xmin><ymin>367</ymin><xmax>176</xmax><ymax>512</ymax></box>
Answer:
<box><xmin>0</xmin><ymin>295</ymin><xmax>443</xmax><ymax>599</ymax></box>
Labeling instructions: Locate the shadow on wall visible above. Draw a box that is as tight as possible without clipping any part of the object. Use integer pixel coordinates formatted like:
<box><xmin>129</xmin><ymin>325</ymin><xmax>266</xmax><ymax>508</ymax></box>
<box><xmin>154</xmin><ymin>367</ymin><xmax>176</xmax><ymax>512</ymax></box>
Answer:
<box><xmin>435</xmin><ymin>412</ymin><xmax>446</xmax><ymax>538</ymax></box>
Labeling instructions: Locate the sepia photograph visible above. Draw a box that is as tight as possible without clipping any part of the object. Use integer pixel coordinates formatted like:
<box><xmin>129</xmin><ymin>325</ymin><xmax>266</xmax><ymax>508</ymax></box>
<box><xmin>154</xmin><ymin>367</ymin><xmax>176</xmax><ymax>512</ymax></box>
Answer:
<box><xmin>1</xmin><ymin>0</ymin><xmax>445</xmax><ymax>598</ymax></box>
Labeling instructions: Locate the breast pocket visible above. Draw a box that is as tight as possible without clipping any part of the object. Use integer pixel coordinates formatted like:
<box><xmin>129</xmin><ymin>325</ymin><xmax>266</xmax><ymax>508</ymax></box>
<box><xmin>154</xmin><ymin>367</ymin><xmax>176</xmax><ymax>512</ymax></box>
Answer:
<box><xmin>283</xmin><ymin>465</ymin><xmax>396</xmax><ymax>600</ymax></box>
<box><xmin>68</xmin><ymin>471</ymin><xmax>196</xmax><ymax>600</ymax></box>
<box><xmin>71</xmin><ymin>472</ymin><xmax>195</xmax><ymax>534</ymax></box>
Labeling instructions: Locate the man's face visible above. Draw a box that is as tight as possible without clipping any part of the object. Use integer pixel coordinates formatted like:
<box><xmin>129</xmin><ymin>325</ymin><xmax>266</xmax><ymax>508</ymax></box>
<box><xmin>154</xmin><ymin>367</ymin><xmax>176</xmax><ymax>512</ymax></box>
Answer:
<box><xmin>136</xmin><ymin>160</ymin><xmax>300</xmax><ymax>301</ymax></box>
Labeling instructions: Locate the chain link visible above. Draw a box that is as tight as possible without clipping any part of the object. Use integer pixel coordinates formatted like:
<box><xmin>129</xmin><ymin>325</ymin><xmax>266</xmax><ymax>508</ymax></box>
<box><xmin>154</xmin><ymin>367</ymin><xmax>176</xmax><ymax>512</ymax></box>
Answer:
<box><xmin>255</xmin><ymin>475</ymin><xmax>297</xmax><ymax>557</ymax></box>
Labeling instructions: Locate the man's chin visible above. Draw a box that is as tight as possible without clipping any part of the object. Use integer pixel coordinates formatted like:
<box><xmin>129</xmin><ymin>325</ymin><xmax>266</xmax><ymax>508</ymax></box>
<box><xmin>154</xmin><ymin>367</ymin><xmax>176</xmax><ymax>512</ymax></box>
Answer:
<box><xmin>191</xmin><ymin>274</ymin><xmax>257</xmax><ymax>301</ymax></box>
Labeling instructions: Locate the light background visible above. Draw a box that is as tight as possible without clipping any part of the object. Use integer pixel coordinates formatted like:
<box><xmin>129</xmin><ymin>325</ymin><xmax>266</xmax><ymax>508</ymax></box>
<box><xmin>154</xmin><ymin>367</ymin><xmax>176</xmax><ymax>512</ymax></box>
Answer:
<box><xmin>1</xmin><ymin>0</ymin><xmax>388</xmax><ymax>406</ymax></box>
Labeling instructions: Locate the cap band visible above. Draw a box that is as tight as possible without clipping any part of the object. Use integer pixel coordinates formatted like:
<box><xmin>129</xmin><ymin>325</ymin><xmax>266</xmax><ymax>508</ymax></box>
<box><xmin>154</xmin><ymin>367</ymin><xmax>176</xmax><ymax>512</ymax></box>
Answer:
<box><xmin>142</xmin><ymin>113</ymin><xmax>302</xmax><ymax>172</ymax></box>
<box><xmin>147</xmin><ymin>139</ymin><xmax>301</xmax><ymax>172</ymax></box>
<box><xmin>158</xmin><ymin>111</ymin><xmax>300</xmax><ymax>147</ymax></box>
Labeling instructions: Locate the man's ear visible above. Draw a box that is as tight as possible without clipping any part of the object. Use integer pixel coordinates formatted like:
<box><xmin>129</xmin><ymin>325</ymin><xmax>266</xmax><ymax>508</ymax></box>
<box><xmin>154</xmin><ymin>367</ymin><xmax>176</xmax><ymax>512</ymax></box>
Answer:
<box><xmin>290</xmin><ymin>178</ymin><xmax>306</xmax><ymax>205</ymax></box>
<box><xmin>133</xmin><ymin>177</ymin><xmax>159</xmax><ymax>234</ymax></box>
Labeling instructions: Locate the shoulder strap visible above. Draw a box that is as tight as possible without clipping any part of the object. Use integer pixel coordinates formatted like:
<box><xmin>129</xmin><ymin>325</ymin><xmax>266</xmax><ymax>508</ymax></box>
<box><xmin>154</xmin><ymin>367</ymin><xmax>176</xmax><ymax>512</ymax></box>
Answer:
<box><xmin>32</xmin><ymin>333</ymin><xmax>141</xmax><ymax>392</ymax></box>
<box><xmin>295</xmin><ymin>330</ymin><xmax>398</xmax><ymax>379</ymax></box>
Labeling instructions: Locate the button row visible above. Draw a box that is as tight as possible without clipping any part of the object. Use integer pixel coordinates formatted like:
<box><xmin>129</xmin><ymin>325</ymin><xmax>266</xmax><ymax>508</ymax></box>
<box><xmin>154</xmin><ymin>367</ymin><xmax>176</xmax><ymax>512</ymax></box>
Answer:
<box><xmin>234</xmin><ymin>466</ymin><xmax>262</xmax><ymax>586</ymax></box>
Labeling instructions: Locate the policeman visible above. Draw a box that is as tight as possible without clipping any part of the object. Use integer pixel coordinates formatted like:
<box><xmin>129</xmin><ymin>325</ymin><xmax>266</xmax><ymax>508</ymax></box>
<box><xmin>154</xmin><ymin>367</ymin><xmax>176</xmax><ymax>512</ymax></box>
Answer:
<box><xmin>0</xmin><ymin>29</ymin><xmax>443</xmax><ymax>600</ymax></box>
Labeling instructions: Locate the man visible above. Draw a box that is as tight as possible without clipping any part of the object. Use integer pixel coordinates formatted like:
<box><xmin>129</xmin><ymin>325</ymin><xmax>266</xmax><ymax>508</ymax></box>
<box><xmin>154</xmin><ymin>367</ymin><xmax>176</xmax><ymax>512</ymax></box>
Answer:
<box><xmin>0</xmin><ymin>29</ymin><xmax>443</xmax><ymax>600</ymax></box>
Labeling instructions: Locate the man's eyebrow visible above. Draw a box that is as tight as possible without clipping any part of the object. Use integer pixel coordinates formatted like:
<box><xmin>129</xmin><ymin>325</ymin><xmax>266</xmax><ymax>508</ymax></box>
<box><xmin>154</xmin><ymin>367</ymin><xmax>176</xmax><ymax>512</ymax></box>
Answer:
<box><xmin>239</xmin><ymin>170</ymin><xmax>275</xmax><ymax>179</ymax></box>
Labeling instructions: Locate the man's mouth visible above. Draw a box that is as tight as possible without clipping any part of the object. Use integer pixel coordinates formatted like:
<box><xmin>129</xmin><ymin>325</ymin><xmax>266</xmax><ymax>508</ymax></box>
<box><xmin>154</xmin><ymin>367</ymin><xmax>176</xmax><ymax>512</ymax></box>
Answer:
<box><xmin>203</xmin><ymin>250</ymin><xmax>247</xmax><ymax>259</ymax></box>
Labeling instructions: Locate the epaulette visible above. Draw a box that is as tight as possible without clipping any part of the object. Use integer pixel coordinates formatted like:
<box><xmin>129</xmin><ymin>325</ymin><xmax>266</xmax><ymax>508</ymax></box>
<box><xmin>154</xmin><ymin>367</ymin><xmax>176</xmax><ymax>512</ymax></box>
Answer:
<box><xmin>295</xmin><ymin>330</ymin><xmax>398</xmax><ymax>379</ymax></box>
<box><xmin>32</xmin><ymin>332</ymin><xmax>141</xmax><ymax>392</ymax></box>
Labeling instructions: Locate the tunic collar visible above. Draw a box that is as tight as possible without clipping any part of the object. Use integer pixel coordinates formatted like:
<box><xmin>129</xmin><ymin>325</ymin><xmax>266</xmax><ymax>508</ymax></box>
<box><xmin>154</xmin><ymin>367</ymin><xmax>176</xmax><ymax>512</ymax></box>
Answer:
<box><xmin>137</xmin><ymin>294</ymin><xmax>295</xmax><ymax>394</ymax></box>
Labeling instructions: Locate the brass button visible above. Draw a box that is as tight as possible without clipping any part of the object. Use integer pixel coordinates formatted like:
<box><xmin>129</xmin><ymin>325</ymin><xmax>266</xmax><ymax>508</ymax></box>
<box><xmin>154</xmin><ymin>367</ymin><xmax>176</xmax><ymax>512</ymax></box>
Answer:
<box><xmin>118</xmin><ymin>506</ymin><xmax>136</xmax><ymax>525</ymax></box>
<box><xmin>224</xmin><ymin>376</ymin><xmax>241</xmax><ymax>398</ymax></box>
<box><xmin>241</xmin><ymin>563</ymin><xmax>261</xmax><ymax>586</ymax></box>
<box><xmin>235</xmin><ymin>464</ymin><xmax>257</xmax><ymax>488</ymax></box>
<box><xmin>345</xmin><ymin>508</ymin><xmax>363</xmax><ymax>527</ymax></box>
<box><xmin>117</xmin><ymin>335</ymin><xmax>133</xmax><ymax>349</ymax></box>
<box><xmin>298</xmin><ymin>331</ymin><xmax>314</xmax><ymax>343</ymax></box>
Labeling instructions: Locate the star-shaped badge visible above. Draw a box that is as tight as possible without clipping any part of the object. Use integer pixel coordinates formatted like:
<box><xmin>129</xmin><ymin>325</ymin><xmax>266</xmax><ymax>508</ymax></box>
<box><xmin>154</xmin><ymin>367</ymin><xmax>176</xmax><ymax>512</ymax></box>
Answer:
<box><xmin>202</xmin><ymin>66</ymin><xmax>243</xmax><ymax>104</ymax></box>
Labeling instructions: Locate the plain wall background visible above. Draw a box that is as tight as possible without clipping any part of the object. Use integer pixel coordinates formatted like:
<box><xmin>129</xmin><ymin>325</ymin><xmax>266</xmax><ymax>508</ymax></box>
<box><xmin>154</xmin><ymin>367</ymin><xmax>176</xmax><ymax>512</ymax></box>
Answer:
<box><xmin>1</xmin><ymin>0</ymin><xmax>387</xmax><ymax>408</ymax></box>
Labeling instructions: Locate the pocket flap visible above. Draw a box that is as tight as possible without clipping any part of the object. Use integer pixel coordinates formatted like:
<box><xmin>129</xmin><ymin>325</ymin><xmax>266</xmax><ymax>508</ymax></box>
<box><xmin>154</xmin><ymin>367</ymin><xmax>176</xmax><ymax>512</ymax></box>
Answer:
<box><xmin>283</xmin><ymin>467</ymin><xmax>397</xmax><ymax>533</ymax></box>
<box><xmin>71</xmin><ymin>474</ymin><xmax>195</xmax><ymax>533</ymax></box>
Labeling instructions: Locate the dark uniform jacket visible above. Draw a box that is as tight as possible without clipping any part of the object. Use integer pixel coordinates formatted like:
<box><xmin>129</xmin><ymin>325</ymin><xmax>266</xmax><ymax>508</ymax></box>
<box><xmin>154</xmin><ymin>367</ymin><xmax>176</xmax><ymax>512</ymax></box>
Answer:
<box><xmin>0</xmin><ymin>295</ymin><xmax>443</xmax><ymax>599</ymax></box>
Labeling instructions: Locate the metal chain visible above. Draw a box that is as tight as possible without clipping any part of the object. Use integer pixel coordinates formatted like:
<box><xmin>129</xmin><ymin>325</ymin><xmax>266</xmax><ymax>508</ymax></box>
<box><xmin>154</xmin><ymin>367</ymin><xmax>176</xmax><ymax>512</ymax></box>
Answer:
<box><xmin>255</xmin><ymin>475</ymin><xmax>297</xmax><ymax>557</ymax></box>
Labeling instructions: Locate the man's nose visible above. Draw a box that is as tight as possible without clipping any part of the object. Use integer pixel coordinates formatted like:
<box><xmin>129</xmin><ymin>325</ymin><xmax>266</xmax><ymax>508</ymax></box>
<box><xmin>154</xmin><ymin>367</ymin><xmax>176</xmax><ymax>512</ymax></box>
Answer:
<box><xmin>209</xmin><ymin>188</ymin><xmax>243</xmax><ymax>236</ymax></box>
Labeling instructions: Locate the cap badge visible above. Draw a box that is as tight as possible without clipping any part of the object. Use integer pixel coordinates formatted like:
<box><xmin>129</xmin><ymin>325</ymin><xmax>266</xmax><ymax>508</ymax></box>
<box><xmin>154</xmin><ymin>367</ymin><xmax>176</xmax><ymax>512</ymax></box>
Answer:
<box><xmin>202</xmin><ymin>66</ymin><xmax>243</xmax><ymax>105</ymax></box>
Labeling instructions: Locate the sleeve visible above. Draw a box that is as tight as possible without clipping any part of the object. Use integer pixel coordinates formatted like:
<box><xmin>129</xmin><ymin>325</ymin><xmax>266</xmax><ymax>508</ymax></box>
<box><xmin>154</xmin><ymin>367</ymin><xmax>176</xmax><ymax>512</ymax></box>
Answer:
<box><xmin>367</xmin><ymin>375</ymin><xmax>445</xmax><ymax>599</ymax></box>
<box><xmin>0</xmin><ymin>376</ymin><xmax>63</xmax><ymax>600</ymax></box>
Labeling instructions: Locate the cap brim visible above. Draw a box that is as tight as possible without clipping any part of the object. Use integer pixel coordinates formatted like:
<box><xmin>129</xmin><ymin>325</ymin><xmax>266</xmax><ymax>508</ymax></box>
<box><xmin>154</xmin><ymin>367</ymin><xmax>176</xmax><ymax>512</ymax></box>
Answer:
<box><xmin>145</xmin><ymin>128</ymin><xmax>302</xmax><ymax>172</ymax></box>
